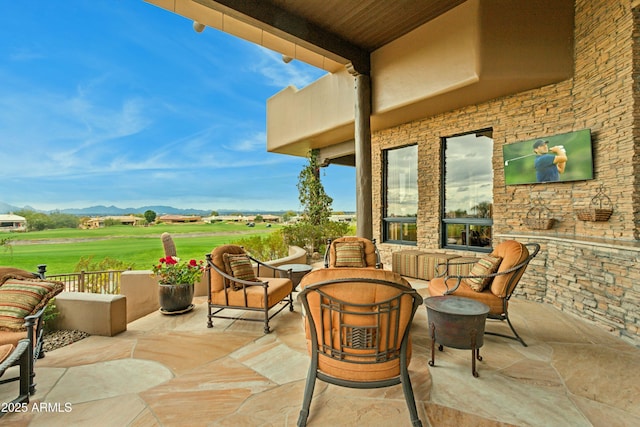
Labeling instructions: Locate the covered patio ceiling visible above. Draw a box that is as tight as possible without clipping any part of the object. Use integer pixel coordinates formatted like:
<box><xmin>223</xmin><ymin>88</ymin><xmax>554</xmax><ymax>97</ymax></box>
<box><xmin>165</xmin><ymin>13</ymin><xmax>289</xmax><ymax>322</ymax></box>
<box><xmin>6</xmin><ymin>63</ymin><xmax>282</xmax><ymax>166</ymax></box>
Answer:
<box><xmin>185</xmin><ymin>0</ymin><xmax>467</xmax><ymax>73</ymax></box>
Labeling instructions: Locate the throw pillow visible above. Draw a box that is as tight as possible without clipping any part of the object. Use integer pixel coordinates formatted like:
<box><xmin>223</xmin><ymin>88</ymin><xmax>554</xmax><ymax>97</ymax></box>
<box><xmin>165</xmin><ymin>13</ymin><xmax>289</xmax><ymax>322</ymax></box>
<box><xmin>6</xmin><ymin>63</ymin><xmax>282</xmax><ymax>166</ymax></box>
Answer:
<box><xmin>334</xmin><ymin>242</ymin><xmax>366</xmax><ymax>268</ymax></box>
<box><xmin>223</xmin><ymin>253</ymin><xmax>259</xmax><ymax>290</ymax></box>
<box><xmin>0</xmin><ymin>277</ymin><xmax>64</xmax><ymax>331</ymax></box>
<box><xmin>466</xmin><ymin>255</ymin><xmax>502</xmax><ymax>292</ymax></box>
<box><xmin>0</xmin><ymin>267</ymin><xmax>37</xmax><ymax>286</ymax></box>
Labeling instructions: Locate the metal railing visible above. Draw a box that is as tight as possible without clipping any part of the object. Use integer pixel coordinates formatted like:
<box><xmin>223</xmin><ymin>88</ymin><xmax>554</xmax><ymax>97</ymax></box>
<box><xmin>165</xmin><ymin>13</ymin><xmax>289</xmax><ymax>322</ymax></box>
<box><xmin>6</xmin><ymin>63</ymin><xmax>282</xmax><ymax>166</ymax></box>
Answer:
<box><xmin>46</xmin><ymin>269</ymin><xmax>131</xmax><ymax>294</ymax></box>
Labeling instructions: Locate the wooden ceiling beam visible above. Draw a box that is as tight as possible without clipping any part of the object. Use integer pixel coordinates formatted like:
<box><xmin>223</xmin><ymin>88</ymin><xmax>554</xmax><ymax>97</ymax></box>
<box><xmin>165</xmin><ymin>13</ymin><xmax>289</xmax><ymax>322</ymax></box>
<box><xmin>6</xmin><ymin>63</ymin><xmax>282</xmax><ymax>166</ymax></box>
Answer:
<box><xmin>194</xmin><ymin>0</ymin><xmax>370</xmax><ymax>74</ymax></box>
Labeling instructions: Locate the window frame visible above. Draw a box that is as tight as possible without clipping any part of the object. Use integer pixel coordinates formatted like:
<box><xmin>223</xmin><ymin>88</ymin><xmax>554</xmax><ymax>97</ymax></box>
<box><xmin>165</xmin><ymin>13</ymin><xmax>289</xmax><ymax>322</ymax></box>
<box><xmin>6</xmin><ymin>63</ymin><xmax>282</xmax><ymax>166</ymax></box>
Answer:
<box><xmin>440</xmin><ymin>129</ymin><xmax>494</xmax><ymax>253</ymax></box>
<box><xmin>382</xmin><ymin>144</ymin><xmax>418</xmax><ymax>245</ymax></box>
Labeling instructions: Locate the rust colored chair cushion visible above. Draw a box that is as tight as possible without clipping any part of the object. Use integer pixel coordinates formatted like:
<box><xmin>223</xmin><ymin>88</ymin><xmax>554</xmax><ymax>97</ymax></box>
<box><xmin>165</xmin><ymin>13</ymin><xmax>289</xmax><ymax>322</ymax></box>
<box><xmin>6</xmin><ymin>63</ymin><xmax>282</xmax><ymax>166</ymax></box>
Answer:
<box><xmin>0</xmin><ymin>277</ymin><xmax>64</xmax><ymax>331</ymax></box>
<box><xmin>466</xmin><ymin>255</ymin><xmax>502</xmax><ymax>291</ymax></box>
<box><xmin>490</xmin><ymin>241</ymin><xmax>529</xmax><ymax>297</ymax></box>
<box><xmin>333</xmin><ymin>242</ymin><xmax>366</xmax><ymax>268</ymax></box>
<box><xmin>0</xmin><ymin>329</ymin><xmax>30</xmax><ymax>348</ymax></box>
<box><xmin>299</xmin><ymin>268</ymin><xmax>415</xmax><ymax>381</ymax></box>
<box><xmin>210</xmin><ymin>277</ymin><xmax>292</xmax><ymax>308</ymax></box>
<box><xmin>427</xmin><ymin>278</ymin><xmax>505</xmax><ymax>315</ymax></box>
<box><xmin>0</xmin><ymin>343</ymin><xmax>14</xmax><ymax>363</ymax></box>
<box><xmin>210</xmin><ymin>245</ymin><xmax>247</xmax><ymax>292</ymax></box>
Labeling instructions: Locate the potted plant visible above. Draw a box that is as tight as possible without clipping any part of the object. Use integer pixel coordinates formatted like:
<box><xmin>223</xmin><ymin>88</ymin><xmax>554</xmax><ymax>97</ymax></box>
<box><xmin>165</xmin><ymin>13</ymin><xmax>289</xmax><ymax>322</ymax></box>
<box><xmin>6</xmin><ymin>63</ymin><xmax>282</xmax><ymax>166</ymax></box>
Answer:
<box><xmin>152</xmin><ymin>256</ymin><xmax>204</xmax><ymax>314</ymax></box>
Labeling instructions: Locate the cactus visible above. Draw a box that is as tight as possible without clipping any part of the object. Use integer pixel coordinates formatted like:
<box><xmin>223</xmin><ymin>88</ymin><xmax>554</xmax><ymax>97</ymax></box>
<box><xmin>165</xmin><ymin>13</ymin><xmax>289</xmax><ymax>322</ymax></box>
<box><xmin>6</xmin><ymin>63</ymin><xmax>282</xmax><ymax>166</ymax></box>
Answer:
<box><xmin>161</xmin><ymin>232</ymin><xmax>177</xmax><ymax>258</ymax></box>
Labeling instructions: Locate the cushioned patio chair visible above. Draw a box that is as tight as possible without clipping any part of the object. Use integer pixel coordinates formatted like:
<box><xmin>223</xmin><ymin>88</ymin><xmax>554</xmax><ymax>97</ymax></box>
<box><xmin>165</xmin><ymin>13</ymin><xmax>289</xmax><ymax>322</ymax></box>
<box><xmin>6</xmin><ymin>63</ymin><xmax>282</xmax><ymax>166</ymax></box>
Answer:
<box><xmin>205</xmin><ymin>245</ymin><xmax>294</xmax><ymax>334</ymax></box>
<box><xmin>323</xmin><ymin>236</ymin><xmax>382</xmax><ymax>269</ymax></box>
<box><xmin>0</xmin><ymin>339</ymin><xmax>30</xmax><ymax>416</ymax></box>
<box><xmin>427</xmin><ymin>240</ymin><xmax>540</xmax><ymax>346</ymax></box>
<box><xmin>297</xmin><ymin>268</ymin><xmax>423</xmax><ymax>427</ymax></box>
<box><xmin>0</xmin><ymin>265</ymin><xmax>62</xmax><ymax>395</ymax></box>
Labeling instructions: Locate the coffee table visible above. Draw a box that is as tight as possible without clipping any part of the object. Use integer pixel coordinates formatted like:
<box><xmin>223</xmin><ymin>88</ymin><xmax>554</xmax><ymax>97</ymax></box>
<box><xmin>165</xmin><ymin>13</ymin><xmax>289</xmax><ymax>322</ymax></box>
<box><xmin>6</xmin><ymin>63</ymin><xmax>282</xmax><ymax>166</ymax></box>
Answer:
<box><xmin>424</xmin><ymin>295</ymin><xmax>490</xmax><ymax>377</ymax></box>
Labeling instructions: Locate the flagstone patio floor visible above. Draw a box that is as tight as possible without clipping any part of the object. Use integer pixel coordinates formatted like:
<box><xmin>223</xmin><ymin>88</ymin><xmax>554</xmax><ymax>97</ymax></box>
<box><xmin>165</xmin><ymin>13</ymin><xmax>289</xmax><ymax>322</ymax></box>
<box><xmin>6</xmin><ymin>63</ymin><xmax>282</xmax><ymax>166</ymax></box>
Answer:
<box><xmin>1</xmin><ymin>279</ymin><xmax>639</xmax><ymax>426</ymax></box>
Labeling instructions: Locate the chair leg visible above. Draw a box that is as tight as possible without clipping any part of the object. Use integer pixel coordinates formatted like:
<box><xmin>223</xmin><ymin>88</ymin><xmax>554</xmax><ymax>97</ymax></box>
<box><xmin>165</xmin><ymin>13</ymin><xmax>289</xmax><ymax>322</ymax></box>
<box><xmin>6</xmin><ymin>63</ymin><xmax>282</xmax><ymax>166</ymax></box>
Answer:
<box><xmin>264</xmin><ymin>307</ymin><xmax>271</xmax><ymax>334</ymax></box>
<box><xmin>297</xmin><ymin>369</ymin><xmax>318</xmax><ymax>427</ymax></box>
<box><xmin>0</xmin><ymin>341</ymin><xmax>30</xmax><ymax>418</ymax></box>
<box><xmin>485</xmin><ymin>314</ymin><xmax>528</xmax><ymax>347</ymax></box>
<box><xmin>19</xmin><ymin>346</ymin><xmax>31</xmax><ymax>402</ymax></box>
<box><xmin>505</xmin><ymin>314</ymin><xmax>527</xmax><ymax>347</ymax></box>
<box><xmin>207</xmin><ymin>303</ymin><xmax>213</xmax><ymax>328</ymax></box>
<box><xmin>400</xmin><ymin>359</ymin><xmax>423</xmax><ymax>427</ymax></box>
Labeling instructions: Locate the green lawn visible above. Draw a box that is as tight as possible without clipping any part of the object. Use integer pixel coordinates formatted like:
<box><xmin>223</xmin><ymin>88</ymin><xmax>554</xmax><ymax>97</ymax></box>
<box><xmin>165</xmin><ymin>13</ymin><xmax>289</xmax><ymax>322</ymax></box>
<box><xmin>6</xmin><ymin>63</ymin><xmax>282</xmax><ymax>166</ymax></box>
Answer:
<box><xmin>0</xmin><ymin>222</ymin><xmax>281</xmax><ymax>275</ymax></box>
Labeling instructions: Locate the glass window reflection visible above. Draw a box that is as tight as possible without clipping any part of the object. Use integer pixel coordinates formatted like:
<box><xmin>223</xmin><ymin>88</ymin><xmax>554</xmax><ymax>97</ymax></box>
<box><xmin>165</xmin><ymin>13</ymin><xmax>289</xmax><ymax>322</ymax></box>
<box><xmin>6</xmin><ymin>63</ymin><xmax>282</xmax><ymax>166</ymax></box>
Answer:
<box><xmin>384</xmin><ymin>145</ymin><xmax>418</xmax><ymax>244</ymax></box>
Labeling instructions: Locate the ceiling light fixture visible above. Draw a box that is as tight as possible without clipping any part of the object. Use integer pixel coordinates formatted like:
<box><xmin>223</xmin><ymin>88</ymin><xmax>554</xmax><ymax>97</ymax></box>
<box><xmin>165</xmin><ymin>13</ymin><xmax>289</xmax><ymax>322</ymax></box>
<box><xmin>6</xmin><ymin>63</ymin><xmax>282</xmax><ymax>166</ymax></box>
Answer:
<box><xmin>282</xmin><ymin>55</ymin><xmax>293</xmax><ymax>63</ymax></box>
<box><xmin>193</xmin><ymin>21</ymin><xmax>205</xmax><ymax>33</ymax></box>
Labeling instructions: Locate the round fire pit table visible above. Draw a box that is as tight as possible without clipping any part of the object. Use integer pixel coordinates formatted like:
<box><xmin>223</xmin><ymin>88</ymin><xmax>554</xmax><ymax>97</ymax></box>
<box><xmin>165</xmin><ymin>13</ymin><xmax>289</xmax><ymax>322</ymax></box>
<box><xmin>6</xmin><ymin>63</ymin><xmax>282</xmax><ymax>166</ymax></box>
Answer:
<box><xmin>278</xmin><ymin>263</ymin><xmax>313</xmax><ymax>290</ymax></box>
<box><xmin>424</xmin><ymin>295</ymin><xmax>490</xmax><ymax>377</ymax></box>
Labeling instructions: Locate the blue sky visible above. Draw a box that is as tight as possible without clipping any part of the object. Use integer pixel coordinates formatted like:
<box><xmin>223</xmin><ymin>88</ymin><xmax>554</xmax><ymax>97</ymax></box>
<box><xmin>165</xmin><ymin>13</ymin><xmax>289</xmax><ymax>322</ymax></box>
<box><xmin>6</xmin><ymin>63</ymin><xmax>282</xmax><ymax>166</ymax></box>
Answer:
<box><xmin>0</xmin><ymin>1</ymin><xmax>356</xmax><ymax>213</ymax></box>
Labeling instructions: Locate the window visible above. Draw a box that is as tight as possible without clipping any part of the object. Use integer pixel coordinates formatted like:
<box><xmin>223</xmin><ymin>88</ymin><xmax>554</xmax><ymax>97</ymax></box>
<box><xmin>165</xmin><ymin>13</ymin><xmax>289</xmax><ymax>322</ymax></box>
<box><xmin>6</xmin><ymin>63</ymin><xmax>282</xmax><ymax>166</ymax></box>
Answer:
<box><xmin>442</xmin><ymin>130</ymin><xmax>493</xmax><ymax>252</ymax></box>
<box><xmin>383</xmin><ymin>145</ymin><xmax>418</xmax><ymax>244</ymax></box>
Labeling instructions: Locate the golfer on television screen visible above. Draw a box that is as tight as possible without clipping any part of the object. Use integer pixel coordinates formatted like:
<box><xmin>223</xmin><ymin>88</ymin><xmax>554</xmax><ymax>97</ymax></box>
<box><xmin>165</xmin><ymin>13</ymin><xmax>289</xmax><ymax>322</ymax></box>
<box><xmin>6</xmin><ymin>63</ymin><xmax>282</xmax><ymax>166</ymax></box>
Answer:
<box><xmin>533</xmin><ymin>139</ymin><xmax>568</xmax><ymax>182</ymax></box>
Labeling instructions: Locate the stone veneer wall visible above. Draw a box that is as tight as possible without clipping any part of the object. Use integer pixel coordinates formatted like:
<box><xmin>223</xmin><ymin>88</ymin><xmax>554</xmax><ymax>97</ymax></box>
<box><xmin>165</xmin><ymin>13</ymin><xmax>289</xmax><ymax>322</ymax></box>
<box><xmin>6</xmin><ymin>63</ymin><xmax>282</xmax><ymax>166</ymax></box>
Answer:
<box><xmin>371</xmin><ymin>0</ymin><xmax>640</xmax><ymax>346</ymax></box>
<box><xmin>501</xmin><ymin>234</ymin><xmax>640</xmax><ymax>347</ymax></box>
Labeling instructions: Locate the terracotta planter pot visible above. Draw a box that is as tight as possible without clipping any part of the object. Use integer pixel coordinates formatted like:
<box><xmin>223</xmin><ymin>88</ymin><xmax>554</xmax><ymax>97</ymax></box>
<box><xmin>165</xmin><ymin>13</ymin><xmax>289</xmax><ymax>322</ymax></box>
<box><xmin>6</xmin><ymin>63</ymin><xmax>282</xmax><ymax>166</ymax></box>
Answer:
<box><xmin>159</xmin><ymin>283</ymin><xmax>194</xmax><ymax>313</ymax></box>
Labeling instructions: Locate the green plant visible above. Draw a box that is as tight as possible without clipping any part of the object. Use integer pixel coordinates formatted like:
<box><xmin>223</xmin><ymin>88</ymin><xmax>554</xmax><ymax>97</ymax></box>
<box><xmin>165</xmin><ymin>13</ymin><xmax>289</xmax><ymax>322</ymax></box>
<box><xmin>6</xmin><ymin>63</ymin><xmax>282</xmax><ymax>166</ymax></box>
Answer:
<box><xmin>284</xmin><ymin>149</ymin><xmax>350</xmax><ymax>255</ymax></box>
<box><xmin>282</xmin><ymin>221</ymin><xmax>350</xmax><ymax>255</ymax></box>
<box><xmin>42</xmin><ymin>298</ymin><xmax>60</xmax><ymax>332</ymax></box>
<box><xmin>0</xmin><ymin>236</ymin><xmax>12</xmax><ymax>255</ymax></box>
<box><xmin>297</xmin><ymin>149</ymin><xmax>333</xmax><ymax>225</ymax></box>
<box><xmin>144</xmin><ymin>210</ymin><xmax>157</xmax><ymax>223</ymax></box>
<box><xmin>232</xmin><ymin>231</ymin><xmax>288</xmax><ymax>261</ymax></box>
<box><xmin>74</xmin><ymin>256</ymin><xmax>135</xmax><ymax>293</ymax></box>
<box><xmin>152</xmin><ymin>256</ymin><xmax>204</xmax><ymax>285</ymax></box>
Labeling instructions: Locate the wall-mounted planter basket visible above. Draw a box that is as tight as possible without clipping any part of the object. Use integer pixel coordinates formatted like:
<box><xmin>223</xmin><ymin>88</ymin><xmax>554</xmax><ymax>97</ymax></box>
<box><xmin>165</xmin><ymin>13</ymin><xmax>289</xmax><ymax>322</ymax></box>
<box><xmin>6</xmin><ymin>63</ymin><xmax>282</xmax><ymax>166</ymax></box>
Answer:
<box><xmin>576</xmin><ymin>208</ymin><xmax>612</xmax><ymax>222</ymax></box>
<box><xmin>576</xmin><ymin>185</ymin><xmax>613</xmax><ymax>222</ymax></box>
<box><xmin>525</xmin><ymin>198</ymin><xmax>554</xmax><ymax>230</ymax></box>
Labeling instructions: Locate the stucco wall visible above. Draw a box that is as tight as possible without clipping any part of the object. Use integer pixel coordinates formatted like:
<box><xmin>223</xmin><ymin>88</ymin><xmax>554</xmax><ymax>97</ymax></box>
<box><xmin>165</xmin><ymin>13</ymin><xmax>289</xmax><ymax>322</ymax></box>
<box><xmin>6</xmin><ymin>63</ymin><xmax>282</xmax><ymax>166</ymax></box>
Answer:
<box><xmin>373</xmin><ymin>0</ymin><xmax>640</xmax><ymax>345</ymax></box>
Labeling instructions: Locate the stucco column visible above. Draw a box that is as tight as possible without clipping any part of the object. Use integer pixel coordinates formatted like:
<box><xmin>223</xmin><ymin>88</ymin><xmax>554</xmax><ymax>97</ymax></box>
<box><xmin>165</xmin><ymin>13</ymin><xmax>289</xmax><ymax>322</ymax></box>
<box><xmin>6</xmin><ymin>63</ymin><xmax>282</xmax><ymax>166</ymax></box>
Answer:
<box><xmin>354</xmin><ymin>73</ymin><xmax>373</xmax><ymax>239</ymax></box>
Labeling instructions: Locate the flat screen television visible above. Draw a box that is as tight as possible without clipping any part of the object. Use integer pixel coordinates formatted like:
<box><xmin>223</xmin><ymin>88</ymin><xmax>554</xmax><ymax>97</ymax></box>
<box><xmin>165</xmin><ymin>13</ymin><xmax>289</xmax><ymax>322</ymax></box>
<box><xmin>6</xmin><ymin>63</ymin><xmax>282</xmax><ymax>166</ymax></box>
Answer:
<box><xmin>503</xmin><ymin>129</ymin><xmax>594</xmax><ymax>185</ymax></box>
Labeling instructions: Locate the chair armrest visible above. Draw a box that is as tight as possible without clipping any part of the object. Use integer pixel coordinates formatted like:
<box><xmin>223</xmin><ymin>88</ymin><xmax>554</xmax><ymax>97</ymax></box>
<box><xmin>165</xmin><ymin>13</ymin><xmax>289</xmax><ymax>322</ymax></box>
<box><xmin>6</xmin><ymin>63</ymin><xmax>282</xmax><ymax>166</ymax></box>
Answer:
<box><xmin>248</xmin><ymin>256</ymin><xmax>292</xmax><ymax>278</ymax></box>
<box><xmin>441</xmin><ymin>244</ymin><xmax>540</xmax><ymax>295</ymax></box>
<box><xmin>323</xmin><ymin>239</ymin><xmax>332</xmax><ymax>268</ymax></box>
<box><xmin>0</xmin><ymin>340</ymin><xmax>29</xmax><ymax>375</ymax></box>
<box><xmin>24</xmin><ymin>305</ymin><xmax>47</xmax><ymax>360</ymax></box>
<box><xmin>208</xmin><ymin>262</ymin><xmax>270</xmax><ymax>289</ymax></box>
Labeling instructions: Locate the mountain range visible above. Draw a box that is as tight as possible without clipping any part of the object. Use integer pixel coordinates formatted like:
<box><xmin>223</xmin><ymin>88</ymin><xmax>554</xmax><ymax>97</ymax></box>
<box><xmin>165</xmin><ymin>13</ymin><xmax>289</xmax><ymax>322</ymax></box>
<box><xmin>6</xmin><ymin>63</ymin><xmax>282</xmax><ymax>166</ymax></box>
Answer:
<box><xmin>0</xmin><ymin>202</ymin><xmax>297</xmax><ymax>217</ymax></box>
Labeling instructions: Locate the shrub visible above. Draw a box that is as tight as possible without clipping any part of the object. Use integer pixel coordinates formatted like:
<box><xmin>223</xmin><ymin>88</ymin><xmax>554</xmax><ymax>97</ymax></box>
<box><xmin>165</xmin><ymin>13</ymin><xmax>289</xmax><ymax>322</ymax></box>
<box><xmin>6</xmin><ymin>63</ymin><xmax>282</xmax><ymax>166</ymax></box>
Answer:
<box><xmin>281</xmin><ymin>220</ymin><xmax>350</xmax><ymax>256</ymax></box>
<box><xmin>231</xmin><ymin>231</ymin><xmax>289</xmax><ymax>261</ymax></box>
<box><xmin>74</xmin><ymin>256</ymin><xmax>134</xmax><ymax>293</ymax></box>
<box><xmin>43</xmin><ymin>299</ymin><xmax>60</xmax><ymax>332</ymax></box>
